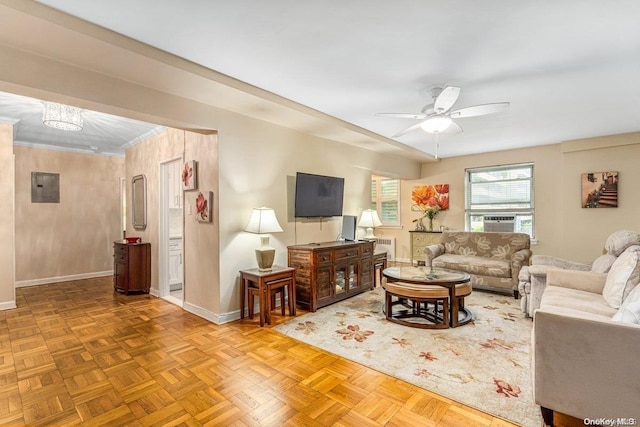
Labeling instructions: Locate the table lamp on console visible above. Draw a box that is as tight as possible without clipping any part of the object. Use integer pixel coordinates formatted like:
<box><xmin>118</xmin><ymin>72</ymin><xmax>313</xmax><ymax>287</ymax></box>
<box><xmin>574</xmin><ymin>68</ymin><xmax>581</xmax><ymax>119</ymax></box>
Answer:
<box><xmin>244</xmin><ymin>207</ymin><xmax>283</xmax><ymax>271</ymax></box>
<box><xmin>358</xmin><ymin>209</ymin><xmax>382</xmax><ymax>240</ymax></box>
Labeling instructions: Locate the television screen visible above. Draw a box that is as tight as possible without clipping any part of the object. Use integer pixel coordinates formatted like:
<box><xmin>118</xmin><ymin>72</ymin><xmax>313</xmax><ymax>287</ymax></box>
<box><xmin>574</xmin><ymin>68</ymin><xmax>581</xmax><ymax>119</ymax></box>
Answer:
<box><xmin>294</xmin><ymin>172</ymin><xmax>344</xmax><ymax>217</ymax></box>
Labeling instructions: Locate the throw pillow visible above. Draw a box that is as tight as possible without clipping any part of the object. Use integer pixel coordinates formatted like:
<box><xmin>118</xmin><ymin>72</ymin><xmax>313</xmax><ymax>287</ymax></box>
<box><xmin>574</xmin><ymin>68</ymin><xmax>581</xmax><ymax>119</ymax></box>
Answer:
<box><xmin>612</xmin><ymin>284</ymin><xmax>640</xmax><ymax>324</ymax></box>
<box><xmin>591</xmin><ymin>254</ymin><xmax>617</xmax><ymax>274</ymax></box>
<box><xmin>604</xmin><ymin>230</ymin><xmax>640</xmax><ymax>257</ymax></box>
<box><xmin>603</xmin><ymin>245</ymin><xmax>640</xmax><ymax>308</ymax></box>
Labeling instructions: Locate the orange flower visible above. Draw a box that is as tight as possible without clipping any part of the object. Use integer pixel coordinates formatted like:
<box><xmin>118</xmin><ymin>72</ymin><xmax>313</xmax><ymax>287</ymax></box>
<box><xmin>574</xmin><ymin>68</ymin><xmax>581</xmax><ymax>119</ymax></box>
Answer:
<box><xmin>412</xmin><ymin>185</ymin><xmax>437</xmax><ymax>206</ymax></box>
<box><xmin>436</xmin><ymin>195</ymin><xmax>449</xmax><ymax>210</ymax></box>
<box><xmin>435</xmin><ymin>184</ymin><xmax>449</xmax><ymax>194</ymax></box>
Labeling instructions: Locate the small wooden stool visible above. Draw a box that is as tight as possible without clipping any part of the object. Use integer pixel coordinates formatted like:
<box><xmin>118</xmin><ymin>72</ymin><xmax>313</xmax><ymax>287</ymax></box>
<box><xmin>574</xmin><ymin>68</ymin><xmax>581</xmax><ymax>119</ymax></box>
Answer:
<box><xmin>382</xmin><ymin>279</ymin><xmax>450</xmax><ymax>329</ymax></box>
<box><xmin>248</xmin><ymin>285</ymin><xmax>286</xmax><ymax>323</ymax></box>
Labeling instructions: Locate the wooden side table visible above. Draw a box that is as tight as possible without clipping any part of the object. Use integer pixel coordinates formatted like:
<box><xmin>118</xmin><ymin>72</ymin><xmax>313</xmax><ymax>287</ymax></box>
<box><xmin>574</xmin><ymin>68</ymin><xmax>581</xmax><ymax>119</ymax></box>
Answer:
<box><xmin>240</xmin><ymin>266</ymin><xmax>296</xmax><ymax>326</ymax></box>
<box><xmin>373</xmin><ymin>250</ymin><xmax>388</xmax><ymax>287</ymax></box>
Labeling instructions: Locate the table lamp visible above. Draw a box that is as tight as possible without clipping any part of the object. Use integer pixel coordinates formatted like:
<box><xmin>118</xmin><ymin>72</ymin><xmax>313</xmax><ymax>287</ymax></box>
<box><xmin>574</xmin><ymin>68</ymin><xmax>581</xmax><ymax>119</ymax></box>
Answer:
<box><xmin>358</xmin><ymin>209</ymin><xmax>382</xmax><ymax>240</ymax></box>
<box><xmin>244</xmin><ymin>207</ymin><xmax>283</xmax><ymax>271</ymax></box>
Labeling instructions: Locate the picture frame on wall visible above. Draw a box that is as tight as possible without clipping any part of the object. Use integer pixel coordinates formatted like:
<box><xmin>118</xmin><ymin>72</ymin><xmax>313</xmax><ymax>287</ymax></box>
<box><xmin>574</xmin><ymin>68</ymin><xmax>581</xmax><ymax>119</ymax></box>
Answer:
<box><xmin>182</xmin><ymin>160</ymin><xmax>197</xmax><ymax>191</ymax></box>
<box><xmin>581</xmin><ymin>171</ymin><xmax>618</xmax><ymax>208</ymax></box>
<box><xmin>196</xmin><ymin>191</ymin><xmax>213</xmax><ymax>222</ymax></box>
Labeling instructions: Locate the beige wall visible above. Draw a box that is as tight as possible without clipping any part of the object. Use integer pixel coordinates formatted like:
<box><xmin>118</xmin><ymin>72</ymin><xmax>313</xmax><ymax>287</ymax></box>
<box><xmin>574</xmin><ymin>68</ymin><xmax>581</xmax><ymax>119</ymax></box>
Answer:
<box><xmin>378</xmin><ymin>133</ymin><xmax>640</xmax><ymax>265</ymax></box>
<box><xmin>0</xmin><ymin>123</ymin><xmax>14</xmax><ymax>308</ymax></box>
<box><xmin>125</xmin><ymin>128</ymin><xmax>185</xmax><ymax>289</ymax></box>
<box><xmin>217</xmin><ymin>110</ymin><xmax>415</xmax><ymax>320</ymax></box>
<box><xmin>183</xmin><ymin>132</ymin><xmax>220</xmax><ymax>315</ymax></box>
<box><xmin>559</xmin><ymin>132</ymin><xmax>640</xmax><ymax>262</ymax></box>
<box><xmin>125</xmin><ymin>128</ymin><xmax>220</xmax><ymax>317</ymax></box>
<box><xmin>14</xmin><ymin>146</ymin><xmax>123</xmax><ymax>283</ymax></box>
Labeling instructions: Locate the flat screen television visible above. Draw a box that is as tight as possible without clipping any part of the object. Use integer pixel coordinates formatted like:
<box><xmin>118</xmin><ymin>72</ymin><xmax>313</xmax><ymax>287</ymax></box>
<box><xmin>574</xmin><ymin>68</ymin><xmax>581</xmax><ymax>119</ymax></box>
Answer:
<box><xmin>294</xmin><ymin>172</ymin><xmax>344</xmax><ymax>217</ymax></box>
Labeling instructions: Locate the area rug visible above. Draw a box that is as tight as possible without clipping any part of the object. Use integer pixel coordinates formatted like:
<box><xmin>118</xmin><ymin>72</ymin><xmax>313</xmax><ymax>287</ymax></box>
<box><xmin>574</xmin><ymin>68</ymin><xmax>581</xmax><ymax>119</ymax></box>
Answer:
<box><xmin>274</xmin><ymin>288</ymin><xmax>542</xmax><ymax>427</ymax></box>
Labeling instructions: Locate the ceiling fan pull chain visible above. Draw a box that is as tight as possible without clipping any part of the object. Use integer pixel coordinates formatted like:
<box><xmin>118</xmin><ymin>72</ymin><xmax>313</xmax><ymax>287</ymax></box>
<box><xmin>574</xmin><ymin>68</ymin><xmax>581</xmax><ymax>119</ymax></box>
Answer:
<box><xmin>435</xmin><ymin>133</ymin><xmax>439</xmax><ymax>159</ymax></box>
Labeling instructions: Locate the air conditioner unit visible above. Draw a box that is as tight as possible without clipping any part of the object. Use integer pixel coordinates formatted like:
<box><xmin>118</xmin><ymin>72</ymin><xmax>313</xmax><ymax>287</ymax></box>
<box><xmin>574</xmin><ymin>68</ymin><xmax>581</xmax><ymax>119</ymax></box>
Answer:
<box><xmin>483</xmin><ymin>215</ymin><xmax>515</xmax><ymax>232</ymax></box>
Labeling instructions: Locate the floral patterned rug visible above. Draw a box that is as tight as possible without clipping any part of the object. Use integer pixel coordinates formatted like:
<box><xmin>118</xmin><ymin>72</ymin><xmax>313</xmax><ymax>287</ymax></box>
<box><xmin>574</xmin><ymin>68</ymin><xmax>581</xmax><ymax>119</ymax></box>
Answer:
<box><xmin>274</xmin><ymin>288</ymin><xmax>542</xmax><ymax>427</ymax></box>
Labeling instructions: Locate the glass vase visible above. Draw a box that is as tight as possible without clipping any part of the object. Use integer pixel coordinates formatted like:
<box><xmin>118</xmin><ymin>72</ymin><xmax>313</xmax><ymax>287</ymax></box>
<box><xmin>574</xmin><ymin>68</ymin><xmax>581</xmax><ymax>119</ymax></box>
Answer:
<box><xmin>428</xmin><ymin>218</ymin><xmax>434</xmax><ymax>232</ymax></box>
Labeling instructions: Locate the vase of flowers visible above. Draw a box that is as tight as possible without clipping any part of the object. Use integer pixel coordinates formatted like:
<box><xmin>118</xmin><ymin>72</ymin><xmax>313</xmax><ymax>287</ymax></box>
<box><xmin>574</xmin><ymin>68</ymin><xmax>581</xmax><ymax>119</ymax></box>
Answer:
<box><xmin>411</xmin><ymin>184</ymin><xmax>449</xmax><ymax>231</ymax></box>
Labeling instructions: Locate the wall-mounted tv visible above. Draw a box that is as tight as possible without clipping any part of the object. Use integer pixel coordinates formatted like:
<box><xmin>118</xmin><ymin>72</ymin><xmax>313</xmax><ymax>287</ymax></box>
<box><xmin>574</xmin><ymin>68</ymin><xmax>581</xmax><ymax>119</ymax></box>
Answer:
<box><xmin>294</xmin><ymin>172</ymin><xmax>344</xmax><ymax>217</ymax></box>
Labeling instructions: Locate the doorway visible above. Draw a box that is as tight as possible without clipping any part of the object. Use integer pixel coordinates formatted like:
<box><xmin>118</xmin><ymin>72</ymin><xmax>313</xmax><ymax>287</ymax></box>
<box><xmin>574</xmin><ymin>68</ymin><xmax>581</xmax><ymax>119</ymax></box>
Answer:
<box><xmin>160</xmin><ymin>157</ymin><xmax>184</xmax><ymax>305</ymax></box>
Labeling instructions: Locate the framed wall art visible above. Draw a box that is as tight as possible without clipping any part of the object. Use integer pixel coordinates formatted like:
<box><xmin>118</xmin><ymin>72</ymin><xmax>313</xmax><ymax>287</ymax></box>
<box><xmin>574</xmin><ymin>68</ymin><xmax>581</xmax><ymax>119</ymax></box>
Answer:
<box><xmin>182</xmin><ymin>160</ymin><xmax>197</xmax><ymax>191</ymax></box>
<box><xmin>581</xmin><ymin>171</ymin><xmax>618</xmax><ymax>208</ymax></box>
<box><xmin>196</xmin><ymin>191</ymin><xmax>213</xmax><ymax>222</ymax></box>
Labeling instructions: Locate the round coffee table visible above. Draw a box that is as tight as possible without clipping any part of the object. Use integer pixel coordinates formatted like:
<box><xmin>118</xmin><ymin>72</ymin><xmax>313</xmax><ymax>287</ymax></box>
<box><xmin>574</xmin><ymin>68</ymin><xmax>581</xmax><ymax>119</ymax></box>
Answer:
<box><xmin>382</xmin><ymin>266</ymin><xmax>473</xmax><ymax>328</ymax></box>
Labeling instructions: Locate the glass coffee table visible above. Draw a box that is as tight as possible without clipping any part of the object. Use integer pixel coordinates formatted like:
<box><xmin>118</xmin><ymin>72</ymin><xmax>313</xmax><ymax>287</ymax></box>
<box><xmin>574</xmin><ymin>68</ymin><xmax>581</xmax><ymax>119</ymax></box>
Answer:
<box><xmin>382</xmin><ymin>266</ymin><xmax>473</xmax><ymax>328</ymax></box>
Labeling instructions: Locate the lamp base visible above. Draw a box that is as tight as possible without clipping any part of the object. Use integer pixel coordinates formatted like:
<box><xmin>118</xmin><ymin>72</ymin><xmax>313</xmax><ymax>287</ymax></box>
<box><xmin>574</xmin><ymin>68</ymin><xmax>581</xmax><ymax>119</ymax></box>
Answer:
<box><xmin>255</xmin><ymin>247</ymin><xmax>275</xmax><ymax>272</ymax></box>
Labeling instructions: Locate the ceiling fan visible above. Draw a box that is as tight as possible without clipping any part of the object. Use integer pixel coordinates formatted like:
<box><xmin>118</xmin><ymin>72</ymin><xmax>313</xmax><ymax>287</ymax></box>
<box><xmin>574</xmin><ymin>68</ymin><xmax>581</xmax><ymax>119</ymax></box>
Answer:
<box><xmin>377</xmin><ymin>86</ymin><xmax>510</xmax><ymax>138</ymax></box>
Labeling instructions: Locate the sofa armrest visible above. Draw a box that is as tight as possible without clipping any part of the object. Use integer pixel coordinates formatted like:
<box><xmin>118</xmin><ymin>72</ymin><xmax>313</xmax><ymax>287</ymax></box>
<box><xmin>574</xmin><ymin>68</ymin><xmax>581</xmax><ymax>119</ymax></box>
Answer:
<box><xmin>426</xmin><ymin>243</ymin><xmax>444</xmax><ymax>258</ymax></box>
<box><xmin>546</xmin><ymin>268</ymin><xmax>607</xmax><ymax>294</ymax></box>
<box><xmin>533</xmin><ymin>308</ymin><xmax>640</xmax><ymax>418</ymax></box>
<box><xmin>510</xmin><ymin>248</ymin><xmax>532</xmax><ymax>277</ymax></box>
<box><xmin>531</xmin><ymin>254</ymin><xmax>591</xmax><ymax>271</ymax></box>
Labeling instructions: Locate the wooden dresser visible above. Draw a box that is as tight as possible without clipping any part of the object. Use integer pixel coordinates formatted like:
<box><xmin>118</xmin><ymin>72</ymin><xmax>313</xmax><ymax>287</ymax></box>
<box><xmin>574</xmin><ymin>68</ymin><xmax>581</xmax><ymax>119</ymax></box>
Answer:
<box><xmin>113</xmin><ymin>241</ymin><xmax>151</xmax><ymax>294</ymax></box>
<box><xmin>409</xmin><ymin>231</ymin><xmax>442</xmax><ymax>266</ymax></box>
<box><xmin>287</xmin><ymin>240</ymin><xmax>374</xmax><ymax>312</ymax></box>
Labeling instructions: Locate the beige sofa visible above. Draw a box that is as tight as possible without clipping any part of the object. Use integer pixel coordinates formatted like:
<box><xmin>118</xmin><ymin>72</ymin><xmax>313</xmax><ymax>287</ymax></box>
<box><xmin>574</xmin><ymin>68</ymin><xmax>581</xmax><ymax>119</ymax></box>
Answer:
<box><xmin>427</xmin><ymin>231</ymin><xmax>531</xmax><ymax>298</ymax></box>
<box><xmin>533</xmin><ymin>267</ymin><xmax>640</xmax><ymax>422</ymax></box>
<box><xmin>519</xmin><ymin>229</ymin><xmax>640</xmax><ymax>317</ymax></box>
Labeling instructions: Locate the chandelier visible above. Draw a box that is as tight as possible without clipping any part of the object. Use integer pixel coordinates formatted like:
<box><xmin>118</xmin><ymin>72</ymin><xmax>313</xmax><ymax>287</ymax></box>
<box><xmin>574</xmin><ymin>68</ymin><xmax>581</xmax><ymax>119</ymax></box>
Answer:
<box><xmin>42</xmin><ymin>102</ymin><xmax>83</xmax><ymax>131</ymax></box>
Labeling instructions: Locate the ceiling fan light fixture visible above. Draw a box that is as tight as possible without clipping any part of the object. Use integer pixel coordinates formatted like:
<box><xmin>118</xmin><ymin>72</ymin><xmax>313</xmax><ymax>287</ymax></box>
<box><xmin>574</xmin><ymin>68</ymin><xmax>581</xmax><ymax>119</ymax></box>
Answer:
<box><xmin>42</xmin><ymin>102</ymin><xmax>83</xmax><ymax>131</ymax></box>
<box><xmin>420</xmin><ymin>114</ymin><xmax>452</xmax><ymax>133</ymax></box>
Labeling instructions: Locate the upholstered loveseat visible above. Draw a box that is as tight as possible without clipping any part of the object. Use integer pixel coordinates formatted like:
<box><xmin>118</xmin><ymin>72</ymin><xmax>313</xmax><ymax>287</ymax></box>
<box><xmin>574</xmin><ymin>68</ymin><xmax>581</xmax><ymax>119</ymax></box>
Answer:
<box><xmin>426</xmin><ymin>231</ymin><xmax>531</xmax><ymax>297</ymax></box>
<box><xmin>533</xmin><ymin>260</ymin><xmax>640</xmax><ymax>422</ymax></box>
<box><xmin>518</xmin><ymin>229</ymin><xmax>640</xmax><ymax>317</ymax></box>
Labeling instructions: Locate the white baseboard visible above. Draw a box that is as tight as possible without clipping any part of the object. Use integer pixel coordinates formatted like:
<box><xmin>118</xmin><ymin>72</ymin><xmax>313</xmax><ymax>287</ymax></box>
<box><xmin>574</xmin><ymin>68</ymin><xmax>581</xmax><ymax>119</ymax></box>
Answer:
<box><xmin>149</xmin><ymin>288</ymin><xmax>159</xmax><ymax>297</ymax></box>
<box><xmin>183</xmin><ymin>301</ymin><xmax>224</xmax><ymax>325</ymax></box>
<box><xmin>0</xmin><ymin>300</ymin><xmax>16</xmax><ymax>311</ymax></box>
<box><xmin>15</xmin><ymin>271</ymin><xmax>113</xmax><ymax>288</ymax></box>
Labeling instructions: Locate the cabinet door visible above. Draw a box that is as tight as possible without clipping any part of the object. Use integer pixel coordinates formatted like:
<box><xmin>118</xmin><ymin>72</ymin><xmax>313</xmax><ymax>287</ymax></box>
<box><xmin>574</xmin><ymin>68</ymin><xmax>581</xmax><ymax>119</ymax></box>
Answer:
<box><xmin>335</xmin><ymin>260</ymin><xmax>359</xmax><ymax>295</ymax></box>
<box><xmin>168</xmin><ymin>249</ymin><xmax>182</xmax><ymax>285</ymax></box>
<box><xmin>316</xmin><ymin>266</ymin><xmax>333</xmax><ymax>306</ymax></box>
<box><xmin>114</xmin><ymin>261</ymin><xmax>127</xmax><ymax>291</ymax></box>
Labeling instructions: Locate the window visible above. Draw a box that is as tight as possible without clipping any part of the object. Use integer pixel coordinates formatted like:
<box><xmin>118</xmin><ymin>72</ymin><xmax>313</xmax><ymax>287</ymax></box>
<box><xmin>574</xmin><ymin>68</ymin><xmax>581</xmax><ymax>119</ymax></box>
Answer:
<box><xmin>371</xmin><ymin>176</ymin><xmax>400</xmax><ymax>226</ymax></box>
<box><xmin>465</xmin><ymin>163</ymin><xmax>534</xmax><ymax>237</ymax></box>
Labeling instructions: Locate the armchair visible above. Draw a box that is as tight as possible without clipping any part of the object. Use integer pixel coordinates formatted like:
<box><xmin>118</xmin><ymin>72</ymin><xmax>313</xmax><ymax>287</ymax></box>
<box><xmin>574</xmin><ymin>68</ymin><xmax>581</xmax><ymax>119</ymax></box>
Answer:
<box><xmin>518</xmin><ymin>230</ymin><xmax>640</xmax><ymax>317</ymax></box>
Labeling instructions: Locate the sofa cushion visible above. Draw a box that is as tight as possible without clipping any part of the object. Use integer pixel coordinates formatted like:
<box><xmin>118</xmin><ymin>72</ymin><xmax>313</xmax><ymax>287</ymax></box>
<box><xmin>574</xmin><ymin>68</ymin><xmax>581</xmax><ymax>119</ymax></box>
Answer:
<box><xmin>432</xmin><ymin>253</ymin><xmax>511</xmax><ymax>278</ymax></box>
<box><xmin>603</xmin><ymin>246</ymin><xmax>640</xmax><ymax>308</ymax></box>
<box><xmin>590</xmin><ymin>254</ymin><xmax>617</xmax><ymax>274</ymax></box>
<box><xmin>612</xmin><ymin>284</ymin><xmax>640</xmax><ymax>324</ymax></box>
<box><xmin>541</xmin><ymin>285</ymin><xmax>618</xmax><ymax>318</ymax></box>
<box><xmin>604</xmin><ymin>230</ymin><xmax>640</xmax><ymax>256</ymax></box>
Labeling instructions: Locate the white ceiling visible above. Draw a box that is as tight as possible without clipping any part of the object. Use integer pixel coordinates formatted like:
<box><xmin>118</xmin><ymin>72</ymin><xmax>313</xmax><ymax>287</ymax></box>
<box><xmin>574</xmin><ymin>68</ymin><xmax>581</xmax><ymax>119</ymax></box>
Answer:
<box><xmin>19</xmin><ymin>1</ymin><xmax>640</xmax><ymax>158</ymax></box>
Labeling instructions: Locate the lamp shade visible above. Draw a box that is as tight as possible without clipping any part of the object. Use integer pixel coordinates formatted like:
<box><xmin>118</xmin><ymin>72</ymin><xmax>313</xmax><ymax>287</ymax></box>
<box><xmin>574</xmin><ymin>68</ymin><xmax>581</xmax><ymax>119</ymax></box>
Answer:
<box><xmin>359</xmin><ymin>209</ymin><xmax>382</xmax><ymax>240</ymax></box>
<box><xmin>244</xmin><ymin>207</ymin><xmax>283</xmax><ymax>234</ymax></box>
<box><xmin>42</xmin><ymin>102</ymin><xmax>83</xmax><ymax>131</ymax></box>
<box><xmin>358</xmin><ymin>209</ymin><xmax>382</xmax><ymax>228</ymax></box>
<box><xmin>420</xmin><ymin>114</ymin><xmax>452</xmax><ymax>133</ymax></box>
<box><xmin>244</xmin><ymin>207</ymin><xmax>283</xmax><ymax>271</ymax></box>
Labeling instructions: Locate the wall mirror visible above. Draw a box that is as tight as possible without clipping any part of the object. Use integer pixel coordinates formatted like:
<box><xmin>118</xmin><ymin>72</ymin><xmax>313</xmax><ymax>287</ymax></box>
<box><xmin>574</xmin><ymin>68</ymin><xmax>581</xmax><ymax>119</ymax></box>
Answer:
<box><xmin>132</xmin><ymin>174</ymin><xmax>147</xmax><ymax>230</ymax></box>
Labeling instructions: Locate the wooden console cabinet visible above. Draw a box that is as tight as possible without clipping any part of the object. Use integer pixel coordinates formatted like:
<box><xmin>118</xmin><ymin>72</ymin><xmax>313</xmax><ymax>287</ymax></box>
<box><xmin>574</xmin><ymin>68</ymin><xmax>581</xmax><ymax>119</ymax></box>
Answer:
<box><xmin>287</xmin><ymin>240</ymin><xmax>374</xmax><ymax>312</ymax></box>
<box><xmin>113</xmin><ymin>241</ymin><xmax>151</xmax><ymax>294</ymax></box>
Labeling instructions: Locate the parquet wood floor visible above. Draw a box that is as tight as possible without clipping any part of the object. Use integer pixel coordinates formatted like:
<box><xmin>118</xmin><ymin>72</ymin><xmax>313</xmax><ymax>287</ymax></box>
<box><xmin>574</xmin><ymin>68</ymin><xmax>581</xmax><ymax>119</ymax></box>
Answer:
<box><xmin>1</xmin><ymin>277</ymin><xmax>524</xmax><ymax>426</ymax></box>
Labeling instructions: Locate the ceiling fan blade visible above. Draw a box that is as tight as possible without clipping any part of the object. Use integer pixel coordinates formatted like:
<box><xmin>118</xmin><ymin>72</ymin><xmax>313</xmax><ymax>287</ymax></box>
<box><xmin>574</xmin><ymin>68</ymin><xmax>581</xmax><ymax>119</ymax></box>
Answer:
<box><xmin>434</xmin><ymin>86</ymin><xmax>461</xmax><ymax>113</ymax></box>
<box><xmin>391</xmin><ymin>122</ymin><xmax>424</xmax><ymax>138</ymax></box>
<box><xmin>449</xmin><ymin>102</ymin><xmax>510</xmax><ymax>118</ymax></box>
<box><xmin>376</xmin><ymin>112</ymin><xmax>427</xmax><ymax>120</ymax></box>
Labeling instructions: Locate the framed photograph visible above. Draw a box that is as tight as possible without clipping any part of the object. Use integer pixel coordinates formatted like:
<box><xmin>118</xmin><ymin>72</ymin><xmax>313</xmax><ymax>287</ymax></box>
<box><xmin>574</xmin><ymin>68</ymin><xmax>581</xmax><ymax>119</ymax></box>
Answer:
<box><xmin>581</xmin><ymin>171</ymin><xmax>618</xmax><ymax>208</ymax></box>
<box><xmin>196</xmin><ymin>191</ymin><xmax>213</xmax><ymax>222</ymax></box>
<box><xmin>182</xmin><ymin>160</ymin><xmax>197</xmax><ymax>191</ymax></box>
